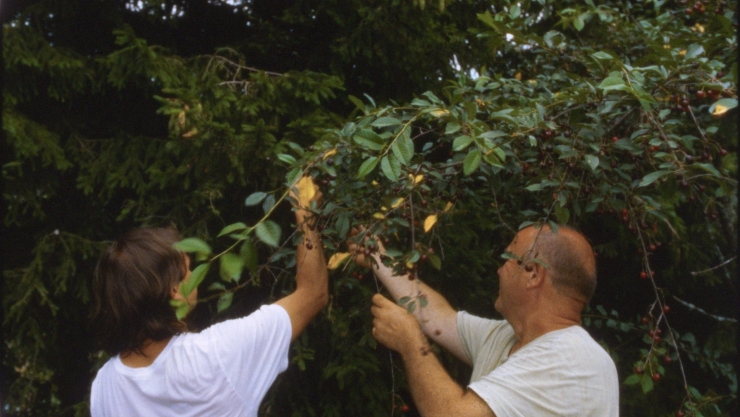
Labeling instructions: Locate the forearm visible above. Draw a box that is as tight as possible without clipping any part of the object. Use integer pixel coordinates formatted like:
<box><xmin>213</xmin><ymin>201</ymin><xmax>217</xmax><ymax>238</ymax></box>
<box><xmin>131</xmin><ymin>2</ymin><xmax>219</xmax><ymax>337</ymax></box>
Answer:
<box><xmin>294</xmin><ymin>211</ymin><xmax>329</xmax><ymax>312</ymax></box>
<box><xmin>369</xmin><ymin>253</ymin><xmax>464</xmax><ymax>356</ymax></box>
<box><xmin>400</xmin><ymin>338</ymin><xmax>493</xmax><ymax>417</ymax></box>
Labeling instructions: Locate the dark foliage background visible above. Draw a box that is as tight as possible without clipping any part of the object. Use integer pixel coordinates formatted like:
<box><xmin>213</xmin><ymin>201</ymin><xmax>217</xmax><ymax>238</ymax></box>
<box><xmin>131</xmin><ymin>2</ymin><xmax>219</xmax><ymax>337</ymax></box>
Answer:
<box><xmin>2</xmin><ymin>1</ymin><xmax>737</xmax><ymax>416</ymax></box>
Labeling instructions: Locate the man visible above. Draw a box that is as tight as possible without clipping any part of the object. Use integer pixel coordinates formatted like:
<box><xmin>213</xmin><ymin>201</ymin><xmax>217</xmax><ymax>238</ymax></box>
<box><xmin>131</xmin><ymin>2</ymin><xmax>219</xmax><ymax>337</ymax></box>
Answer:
<box><xmin>90</xmin><ymin>178</ymin><xmax>327</xmax><ymax>417</ymax></box>
<box><xmin>353</xmin><ymin>224</ymin><xmax>619</xmax><ymax>417</ymax></box>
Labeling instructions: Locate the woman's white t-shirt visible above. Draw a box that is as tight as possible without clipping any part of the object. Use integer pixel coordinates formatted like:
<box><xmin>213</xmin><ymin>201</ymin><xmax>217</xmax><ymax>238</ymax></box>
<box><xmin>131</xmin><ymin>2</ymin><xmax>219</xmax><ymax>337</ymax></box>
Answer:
<box><xmin>90</xmin><ymin>304</ymin><xmax>291</xmax><ymax>417</ymax></box>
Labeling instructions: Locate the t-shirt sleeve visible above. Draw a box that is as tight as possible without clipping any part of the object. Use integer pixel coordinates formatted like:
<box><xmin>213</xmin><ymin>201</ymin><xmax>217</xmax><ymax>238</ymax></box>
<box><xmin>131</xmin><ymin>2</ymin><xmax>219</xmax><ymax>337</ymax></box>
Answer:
<box><xmin>457</xmin><ymin>311</ymin><xmax>509</xmax><ymax>365</ymax></box>
<box><xmin>208</xmin><ymin>304</ymin><xmax>292</xmax><ymax>407</ymax></box>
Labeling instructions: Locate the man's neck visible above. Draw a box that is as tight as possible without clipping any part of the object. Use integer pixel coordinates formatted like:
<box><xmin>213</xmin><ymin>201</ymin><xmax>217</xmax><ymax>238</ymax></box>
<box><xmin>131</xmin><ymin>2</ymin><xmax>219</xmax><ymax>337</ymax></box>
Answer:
<box><xmin>508</xmin><ymin>303</ymin><xmax>582</xmax><ymax>355</ymax></box>
<box><xmin>120</xmin><ymin>337</ymin><xmax>172</xmax><ymax>368</ymax></box>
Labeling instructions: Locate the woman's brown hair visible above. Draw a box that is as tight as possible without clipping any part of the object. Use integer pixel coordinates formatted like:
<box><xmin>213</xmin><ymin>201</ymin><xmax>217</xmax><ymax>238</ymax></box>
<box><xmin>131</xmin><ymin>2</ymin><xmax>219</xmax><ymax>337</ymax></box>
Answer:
<box><xmin>93</xmin><ymin>227</ymin><xmax>188</xmax><ymax>356</ymax></box>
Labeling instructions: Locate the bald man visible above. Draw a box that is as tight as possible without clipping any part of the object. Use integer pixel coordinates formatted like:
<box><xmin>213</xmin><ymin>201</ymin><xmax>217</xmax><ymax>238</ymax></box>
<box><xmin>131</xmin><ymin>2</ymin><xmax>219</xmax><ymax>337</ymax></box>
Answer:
<box><xmin>353</xmin><ymin>224</ymin><xmax>619</xmax><ymax>417</ymax></box>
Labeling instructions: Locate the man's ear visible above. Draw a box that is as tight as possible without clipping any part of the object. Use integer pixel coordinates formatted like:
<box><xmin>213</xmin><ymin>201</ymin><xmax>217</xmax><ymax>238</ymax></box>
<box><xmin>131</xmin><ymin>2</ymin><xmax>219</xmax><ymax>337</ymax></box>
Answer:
<box><xmin>524</xmin><ymin>263</ymin><xmax>545</xmax><ymax>289</ymax></box>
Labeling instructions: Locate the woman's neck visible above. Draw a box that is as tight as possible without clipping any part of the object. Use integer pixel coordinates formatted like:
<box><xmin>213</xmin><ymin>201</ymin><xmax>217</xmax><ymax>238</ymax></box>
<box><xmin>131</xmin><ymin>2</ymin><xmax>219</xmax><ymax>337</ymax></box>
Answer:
<box><xmin>120</xmin><ymin>337</ymin><xmax>172</xmax><ymax>368</ymax></box>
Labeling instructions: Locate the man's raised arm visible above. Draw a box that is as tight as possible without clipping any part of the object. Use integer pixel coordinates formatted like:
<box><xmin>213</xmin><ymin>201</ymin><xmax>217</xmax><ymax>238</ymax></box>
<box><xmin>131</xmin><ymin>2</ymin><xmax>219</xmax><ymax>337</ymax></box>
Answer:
<box><xmin>350</xmin><ymin>231</ymin><xmax>469</xmax><ymax>364</ymax></box>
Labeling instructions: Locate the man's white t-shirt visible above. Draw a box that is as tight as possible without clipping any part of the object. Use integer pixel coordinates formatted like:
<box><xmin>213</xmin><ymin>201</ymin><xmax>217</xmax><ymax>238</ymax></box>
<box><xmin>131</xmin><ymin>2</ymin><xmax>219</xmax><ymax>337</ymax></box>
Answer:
<box><xmin>458</xmin><ymin>311</ymin><xmax>619</xmax><ymax>417</ymax></box>
<box><xmin>90</xmin><ymin>304</ymin><xmax>292</xmax><ymax>417</ymax></box>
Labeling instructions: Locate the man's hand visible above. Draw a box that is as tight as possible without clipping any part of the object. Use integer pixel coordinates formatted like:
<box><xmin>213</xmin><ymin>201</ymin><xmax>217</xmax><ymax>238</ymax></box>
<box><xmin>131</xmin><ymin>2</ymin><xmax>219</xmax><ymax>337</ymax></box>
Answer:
<box><xmin>371</xmin><ymin>294</ymin><xmax>429</xmax><ymax>356</ymax></box>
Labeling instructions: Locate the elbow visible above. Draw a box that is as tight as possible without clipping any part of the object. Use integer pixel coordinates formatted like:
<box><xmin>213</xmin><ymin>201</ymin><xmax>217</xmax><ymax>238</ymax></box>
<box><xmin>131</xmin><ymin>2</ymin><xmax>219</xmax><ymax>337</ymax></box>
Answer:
<box><xmin>315</xmin><ymin>282</ymin><xmax>329</xmax><ymax>309</ymax></box>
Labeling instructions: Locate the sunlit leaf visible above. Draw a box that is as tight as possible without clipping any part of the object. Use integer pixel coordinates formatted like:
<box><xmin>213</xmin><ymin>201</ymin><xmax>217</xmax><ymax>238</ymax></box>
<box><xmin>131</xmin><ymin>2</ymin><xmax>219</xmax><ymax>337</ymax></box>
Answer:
<box><xmin>328</xmin><ymin>252</ymin><xmax>351</xmax><ymax>269</ymax></box>
<box><xmin>423</xmin><ymin>214</ymin><xmax>438</xmax><ymax>232</ymax></box>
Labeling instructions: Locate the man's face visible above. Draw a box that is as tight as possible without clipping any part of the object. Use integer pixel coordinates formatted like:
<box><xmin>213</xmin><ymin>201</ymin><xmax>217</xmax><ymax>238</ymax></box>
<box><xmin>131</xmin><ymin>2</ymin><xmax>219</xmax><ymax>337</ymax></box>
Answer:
<box><xmin>494</xmin><ymin>228</ymin><xmax>534</xmax><ymax>316</ymax></box>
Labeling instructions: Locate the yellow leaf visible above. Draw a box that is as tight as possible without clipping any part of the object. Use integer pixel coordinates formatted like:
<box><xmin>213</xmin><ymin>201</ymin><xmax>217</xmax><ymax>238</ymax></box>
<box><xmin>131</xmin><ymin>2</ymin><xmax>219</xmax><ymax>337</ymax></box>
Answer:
<box><xmin>295</xmin><ymin>176</ymin><xmax>316</xmax><ymax>207</ymax></box>
<box><xmin>693</xmin><ymin>23</ymin><xmax>705</xmax><ymax>33</ymax></box>
<box><xmin>443</xmin><ymin>202</ymin><xmax>453</xmax><ymax>213</ymax></box>
<box><xmin>373</xmin><ymin>212</ymin><xmax>386</xmax><ymax>219</ymax></box>
<box><xmin>423</xmin><ymin>214</ymin><xmax>438</xmax><ymax>233</ymax></box>
<box><xmin>372</xmin><ymin>180</ymin><xmax>379</xmax><ymax>186</ymax></box>
<box><xmin>515</xmin><ymin>72</ymin><xmax>522</xmax><ymax>80</ymax></box>
<box><xmin>327</xmin><ymin>252</ymin><xmax>351</xmax><ymax>270</ymax></box>
<box><xmin>405</xmin><ymin>261</ymin><xmax>414</xmax><ymax>270</ymax></box>
<box><xmin>323</xmin><ymin>148</ymin><xmax>337</xmax><ymax>160</ymax></box>
<box><xmin>381</xmin><ymin>206</ymin><xmax>388</xmax><ymax>211</ymax></box>
<box><xmin>430</xmin><ymin>109</ymin><xmax>449</xmax><ymax>118</ymax></box>
<box><xmin>712</xmin><ymin>104</ymin><xmax>730</xmax><ymax>116</ymax></box>
<box><xmin>678</xmin><ymin>50</ymin><xmax>687</xmax><ymax>56</ymax></box>
<box><xmin>182</xmin><ymin>128</ymin><xmax>198</xmax><ymax>138</ymax></box>
<box><xmin>177</xmin><ymin>111</ymin><xmax>186</xmax><ymax>128</ymax></box>
<box><xmin>391</xmin><ymin>198</ymin><xmax>405</xmax><ymax>208</ymax></box>
<box><xmin>413</xmin><ymin>174</ymin><xmax>424</xmax><ymax>184</ymax></box>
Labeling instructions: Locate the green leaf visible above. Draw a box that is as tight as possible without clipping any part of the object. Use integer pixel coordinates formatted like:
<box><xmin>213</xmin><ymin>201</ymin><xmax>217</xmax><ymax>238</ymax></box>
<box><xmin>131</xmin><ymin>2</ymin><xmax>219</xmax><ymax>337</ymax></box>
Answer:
<box><xmin>584</xmin><ymin>155</ymin><xmax>599</xmax><ymax>171</ymax></box>
<box><xmin>182</xmin><ymin>263</ymin><xmax>210</xmax><ymax>296</ymax></box>
<box><xmin>371</xmin><ymin>117</ymin><xmax>401</xmax><ymax>128</ymax></box>
<box><xmin>624</xmin><ymin>374</ymin><xmax>640</xmax><ymax>385</ymax></box>
<box><xmin>638</xmin><ymin>170</ymin><xmax>672</xmax><ymax>187</ymax></box>
<box><xmin>255</xmin><ymin>220</ymin><xmax>282</xmax><ymax>247</ymax></box>
<box><xmin>240</xmin><ymin>239</ymin><xmax>258</xmax><ymax>273</ymax></box>
<box><xmin>695</xmin><ymin>163</ymin><xmax>721</xmax><ymax>177</ymax></box>
<box><xmin>218</xmin><ymin>222</ymin><xmax>247</xmax><ymax>237</ymax></box>
<box><xmin>599</xmin><ymin>77</ymin><xmax>626</xmax><ymax>91</ymax></box>
<box><xmin>380</xmin><ymin>154</ymin><xmax>401</xmax><ymax>181</ymax></box>
<box><xmin>219</xmin><ymin>253</ymin><xmax>244</xmax><ymax>282</ymax></box>
<box><xmin>428</xmin><ymin>253</ymin><xmax>442</xmax><ymax>270</ymax></box>
<box><xmin>171</xmin><ymin>299</ymin><xmax>190</xmax><ymax>320</ymax></box>
<box><xmin>174</xmin><ymin>238</ymin><xmax>212</xmax><ymax>257</ymax></box>
<box><xmin>356</xmin><ymin>156</ymin><xmax>380</xmax><ymax>179</ymax></box>
<box><xmin>509</xmin><ymin>4</ymin><xmax>520</xmax><ymax>18</ymax></box>
<box><xmin>574</xmin><ymin>14</ymin><xmax>586</xmax><ymax>31</ymax></box>
<box><xmin>277</xmin><ymin>153</ymin><xmax>296</xmax><ymax>164</ymax></box>
<box><xmin>640</xmin><ymin>373</ymin><xmax>654</xmax><ymax>393</ymax></box>
<box><xmin>391</xmin><ymin>134</ymin><xmax>413</xmax><ymax>165</ymax></box>
<box><xmin>591</xmin><ymin>51</ymin><xmax>614</xmax><ymax>60</ymax></box>
<box><xmin>398</xmin><ymin>296</ymin><xmax>411</xmax><ymax>306</ymax></box>
<box><xmin>217</xmin><ymin>292</ymin><xmax>233</xmax><ymax>312</ymax></box>
<box><xmin>445</xmin><ymin>123</ymin><xmax>461</xmax><ymax>134</ymax></box>
<box><xmin>245</xmin><ymin>192</ymin><xmax>267</xmax><ymax>206</ymax></box>
<box><xmin>348</xmin><ymin>95</ymin><xmax>366</xmax><ymax>112</ymax></box>
<box><xmin>353</xmin><ymin>129</ymin><xmax>384</xmax><ymax>150</ymax></box>
<box><xmin>463</xmin><ymin>148</ymin><xmax>482</xmax><ymax>175</ymax></box>
<box><xmin>685</xmin><ymin>44</ymin><xmax>704</xmax><ymax>59</ymax></box>
<box><xmin>452</xmin><ymin>135</ymin><xmax>474</xmax><ymax>151</ymax></box>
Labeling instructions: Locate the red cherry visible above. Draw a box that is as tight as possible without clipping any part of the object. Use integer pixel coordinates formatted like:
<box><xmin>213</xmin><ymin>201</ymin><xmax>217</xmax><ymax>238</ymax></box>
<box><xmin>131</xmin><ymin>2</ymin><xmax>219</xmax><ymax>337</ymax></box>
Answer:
<box><xmin>663</xmin><ymin>305</ymin><xmax>670</xmax><ymax>313</ymax></box>
<box><xmin>635</xmin><ymin>367</ymin><xmax>644</xmax><ymax>375</ymax></box>
<box><xmin>676</xmin><ymin>411</ymin><xmax>685</xmax><ymax>417</ymax></box>
<box><xmin>664</xmin><ymin>355</ymin><xmax>673</xmax><ymax>364</ymax></box>
<box><xmin>401</xmin><ymin>405</ymin><xmax>410</xmax><ymax>412</ymax></box>
<box><xmin>611</xmin><ymin>136</ymin><xmax>619</xmax><ymax>142</ymax></box>
<box><xmin>696</xmin><ymin>90</ymin><xmax>706</xmax><ymax>99</ymax></box>
<box><xmin>652</xmin><ymin>373</ymin><xmax>661</xmax><ymax>381</ymax></box>
<box><xmin>640</xmin><ymin>271</ymin><xmax>648</xmax><ymax>279</ymax></box>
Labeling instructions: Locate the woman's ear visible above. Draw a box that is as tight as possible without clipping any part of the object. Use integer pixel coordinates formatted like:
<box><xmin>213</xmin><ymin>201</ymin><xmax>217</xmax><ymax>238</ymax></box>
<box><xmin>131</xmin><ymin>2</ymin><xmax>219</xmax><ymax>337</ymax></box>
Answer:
<box><xmin>170</xmin><ymin>283</ymin><xmax>182</xmax><ymax>300</ymax></box>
